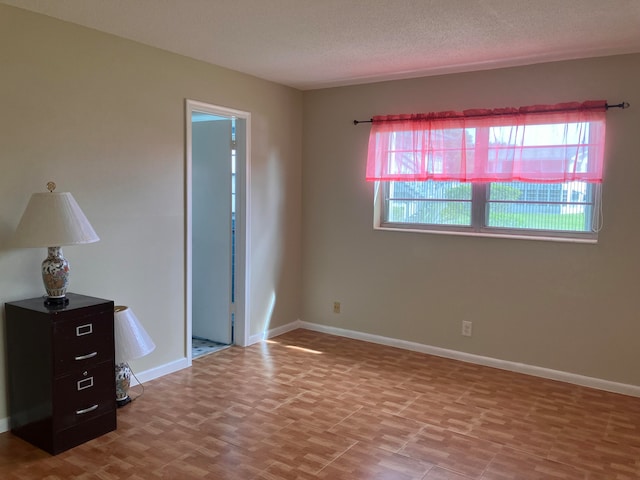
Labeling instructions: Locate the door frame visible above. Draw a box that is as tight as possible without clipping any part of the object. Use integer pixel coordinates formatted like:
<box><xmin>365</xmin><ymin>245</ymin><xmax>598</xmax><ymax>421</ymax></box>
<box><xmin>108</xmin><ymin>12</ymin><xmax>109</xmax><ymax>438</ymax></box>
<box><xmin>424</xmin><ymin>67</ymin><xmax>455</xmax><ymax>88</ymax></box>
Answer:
<box><xmin>185</xmin><ymin>99</ymin><xmax>251</xmax><ymax>365</ymax></box>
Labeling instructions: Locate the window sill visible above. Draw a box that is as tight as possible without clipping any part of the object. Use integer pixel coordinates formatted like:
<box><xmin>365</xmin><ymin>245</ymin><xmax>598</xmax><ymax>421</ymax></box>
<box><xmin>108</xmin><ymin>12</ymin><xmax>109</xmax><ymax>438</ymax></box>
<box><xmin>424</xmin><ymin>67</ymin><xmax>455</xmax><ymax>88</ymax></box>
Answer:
<box><xmin>375</xmin><ymin>224</ymin><xmax>598</xmax><ymax>244</ymax></box>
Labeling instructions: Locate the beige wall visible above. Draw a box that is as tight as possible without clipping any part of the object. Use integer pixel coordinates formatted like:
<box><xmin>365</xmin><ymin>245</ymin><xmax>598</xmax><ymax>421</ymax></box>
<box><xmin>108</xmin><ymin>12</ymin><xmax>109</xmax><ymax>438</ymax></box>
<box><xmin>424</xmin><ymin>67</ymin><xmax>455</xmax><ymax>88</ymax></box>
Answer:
<box><xmin>0</xmin><ymin>5</ymin><xmax>302</xmax><ymax>421</ymax></box>
<box><xmin>302</xmin><ymin>54</ymin><xmax>640</xmax><ymax>387</ymax></box>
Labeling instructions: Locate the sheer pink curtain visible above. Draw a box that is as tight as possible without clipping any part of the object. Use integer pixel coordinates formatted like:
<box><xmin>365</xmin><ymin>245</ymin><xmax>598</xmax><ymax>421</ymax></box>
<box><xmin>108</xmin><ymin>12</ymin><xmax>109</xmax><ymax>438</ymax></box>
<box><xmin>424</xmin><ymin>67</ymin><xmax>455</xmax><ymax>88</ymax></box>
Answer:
<box><xmin>366</xmin><ymin>101</ymin><xmax>606</xmax><ymax>183</ymax></box>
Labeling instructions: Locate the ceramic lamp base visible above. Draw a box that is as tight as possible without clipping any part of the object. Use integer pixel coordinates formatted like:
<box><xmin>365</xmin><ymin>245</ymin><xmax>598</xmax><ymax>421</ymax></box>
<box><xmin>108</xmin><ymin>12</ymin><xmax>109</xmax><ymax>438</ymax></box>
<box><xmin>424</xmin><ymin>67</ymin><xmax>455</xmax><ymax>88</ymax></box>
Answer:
<box><xmin>115</xmin><ymin>362</ymin><xmax>133</xmax><ymax>408</ymax></box>
<box><xmin>42</xmin><ymin>246</ymin><xmax>70</xmax><ymax>301</ymax></box>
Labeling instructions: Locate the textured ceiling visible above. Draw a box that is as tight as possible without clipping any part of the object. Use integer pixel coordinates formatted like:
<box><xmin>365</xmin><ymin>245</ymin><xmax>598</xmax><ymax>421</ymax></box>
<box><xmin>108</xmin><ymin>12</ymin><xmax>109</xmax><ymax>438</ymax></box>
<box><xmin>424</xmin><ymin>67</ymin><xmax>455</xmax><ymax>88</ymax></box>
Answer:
<box><xmin>3</xmin><ymin>0</ymin><xmax>640</xmax><ymax>90</ymax></box>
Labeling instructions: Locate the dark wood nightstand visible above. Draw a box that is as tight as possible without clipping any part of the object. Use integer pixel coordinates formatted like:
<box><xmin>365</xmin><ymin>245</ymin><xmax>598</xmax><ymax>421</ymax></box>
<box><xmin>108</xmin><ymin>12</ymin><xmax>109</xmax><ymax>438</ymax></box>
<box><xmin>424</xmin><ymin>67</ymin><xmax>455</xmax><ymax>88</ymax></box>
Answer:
<box><xmin>5</xmin><ymin>293</ymin><xmax>116</xmax><ymax>454</ymax></box>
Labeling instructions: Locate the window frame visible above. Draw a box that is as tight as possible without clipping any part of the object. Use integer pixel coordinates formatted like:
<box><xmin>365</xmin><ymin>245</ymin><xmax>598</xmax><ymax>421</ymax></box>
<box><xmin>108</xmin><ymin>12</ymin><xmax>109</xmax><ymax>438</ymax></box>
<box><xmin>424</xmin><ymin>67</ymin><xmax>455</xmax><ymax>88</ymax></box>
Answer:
<box><xmin>374</xmin><ymin>180</ymin><xmax>601</xmax><ymax>243</ymax></box>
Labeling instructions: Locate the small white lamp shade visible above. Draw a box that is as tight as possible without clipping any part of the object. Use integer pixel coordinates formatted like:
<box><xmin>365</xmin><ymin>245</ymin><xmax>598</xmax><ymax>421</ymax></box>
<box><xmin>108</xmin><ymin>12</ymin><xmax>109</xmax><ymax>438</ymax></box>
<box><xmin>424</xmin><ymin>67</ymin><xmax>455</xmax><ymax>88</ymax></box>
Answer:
<box><xmin>13</xmin><ymin>190</ymin><xmax>99</xmax><ymax>248</ymax></box>
<box><xmin>114</xmin><ymin>306</ymin><xmax>156</xmax><ymax>364</ymax></box>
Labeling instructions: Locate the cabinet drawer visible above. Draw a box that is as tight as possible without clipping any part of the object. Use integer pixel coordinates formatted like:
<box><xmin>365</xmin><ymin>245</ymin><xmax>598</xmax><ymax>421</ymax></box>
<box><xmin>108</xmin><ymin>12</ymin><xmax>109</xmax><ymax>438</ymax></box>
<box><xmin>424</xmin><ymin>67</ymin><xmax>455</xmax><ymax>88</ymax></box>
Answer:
<box><xmin>53</xmin><ymin>361</ymin><xmax>115</xmax><ymax>430</ymax></box>
<box><xmin>53</xmin><ymin>412</ymin><xmax>116</xmax><ymax>455</ymax></box>
<box><xmin>53</xmin><ymin>312</ymin><xmax>114</xmax><ymax>375</ymax></box>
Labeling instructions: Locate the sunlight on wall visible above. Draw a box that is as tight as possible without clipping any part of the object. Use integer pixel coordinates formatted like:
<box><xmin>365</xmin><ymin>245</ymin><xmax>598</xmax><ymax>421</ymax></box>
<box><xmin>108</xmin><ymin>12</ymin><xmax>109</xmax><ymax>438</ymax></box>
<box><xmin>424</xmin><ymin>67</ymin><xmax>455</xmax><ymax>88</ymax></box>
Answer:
<box><xmin>259</xmin><ymin>290</ymin><xmax>277</xmax><ymax>339</ymax></box>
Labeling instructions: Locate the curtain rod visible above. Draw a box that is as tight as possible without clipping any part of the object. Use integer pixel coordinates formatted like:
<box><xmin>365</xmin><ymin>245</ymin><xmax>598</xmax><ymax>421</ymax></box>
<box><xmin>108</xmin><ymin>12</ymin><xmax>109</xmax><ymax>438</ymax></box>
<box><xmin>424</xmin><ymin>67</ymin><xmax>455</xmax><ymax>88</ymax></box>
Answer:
<box><xmin>352</xmin><ymin>101</ymin><xmax>630</xmax><ymax>125</ymax></box>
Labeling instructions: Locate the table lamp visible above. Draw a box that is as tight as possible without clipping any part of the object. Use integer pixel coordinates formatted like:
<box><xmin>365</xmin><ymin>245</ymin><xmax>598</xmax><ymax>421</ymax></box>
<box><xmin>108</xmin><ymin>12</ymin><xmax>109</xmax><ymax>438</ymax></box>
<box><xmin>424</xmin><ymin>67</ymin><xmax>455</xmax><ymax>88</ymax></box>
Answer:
<box><xmin>12</xmin><ymin>182</ymin><xmax>99</xmax><ymax>305</ymax></box>
<box><xmin>114</xmin><ymin>306</ymin><xmax>156</xmax><ymax>407</ymax></box>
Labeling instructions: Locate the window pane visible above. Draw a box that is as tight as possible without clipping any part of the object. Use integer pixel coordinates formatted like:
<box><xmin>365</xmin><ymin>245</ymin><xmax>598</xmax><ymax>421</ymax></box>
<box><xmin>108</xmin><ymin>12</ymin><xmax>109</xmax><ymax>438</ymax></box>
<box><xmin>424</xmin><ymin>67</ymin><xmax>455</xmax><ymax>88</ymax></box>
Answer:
<box><xmin>386</xmin><ymin>180</ymin><xmax>472</xmax><ymax>225</ymax></box>
<box><xmin>486</xmin><ymin>182</ymin><xmax>593</xmax><ymax>232</ymax></box>
<box><xmin>387</xmin><ymin>199</ymin><xmax>471</xmax><ymax>225</ymax></box>
<box><xmin>487</xmin><ymin>203</ymin><xmax>592</xmax><ymax>231</ymax></box>
<box><xmin>390</xmin><ymin>181</ymin><xmax>471</xmax><ymax>200</ymax></box>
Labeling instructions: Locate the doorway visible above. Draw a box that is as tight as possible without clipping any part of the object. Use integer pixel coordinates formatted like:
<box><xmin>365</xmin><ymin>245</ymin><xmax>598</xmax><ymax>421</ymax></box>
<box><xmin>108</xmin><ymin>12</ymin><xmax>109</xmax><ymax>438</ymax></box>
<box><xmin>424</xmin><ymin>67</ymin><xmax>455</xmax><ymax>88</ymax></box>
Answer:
<box><xmin>185</xmin><ymin>100</ymin><xmax>250</xmax><ymax>364</ymax></box>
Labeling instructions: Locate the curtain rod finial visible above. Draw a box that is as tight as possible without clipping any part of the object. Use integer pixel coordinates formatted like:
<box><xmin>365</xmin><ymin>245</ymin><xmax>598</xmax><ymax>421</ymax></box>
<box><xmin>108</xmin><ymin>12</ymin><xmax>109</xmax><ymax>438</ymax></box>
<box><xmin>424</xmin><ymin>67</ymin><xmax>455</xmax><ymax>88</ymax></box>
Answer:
<box><xmin>606</xmin><ymin>101</ymin><xmax>630</xmax><ymax>110</ymax></box>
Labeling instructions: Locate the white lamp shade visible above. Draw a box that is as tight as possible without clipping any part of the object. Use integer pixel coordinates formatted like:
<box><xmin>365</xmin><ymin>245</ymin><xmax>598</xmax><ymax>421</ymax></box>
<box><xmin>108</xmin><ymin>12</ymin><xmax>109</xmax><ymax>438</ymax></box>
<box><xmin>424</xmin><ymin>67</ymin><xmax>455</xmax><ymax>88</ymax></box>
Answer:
<box><xmin>13</xmin><ymin>191</ymin><xmax>99</xmax><ymax>247</ymax></box>
<box><xmin>114</xmin><ymin>306</ymin><xmax>156</xmax><ymax>364</ymax></box>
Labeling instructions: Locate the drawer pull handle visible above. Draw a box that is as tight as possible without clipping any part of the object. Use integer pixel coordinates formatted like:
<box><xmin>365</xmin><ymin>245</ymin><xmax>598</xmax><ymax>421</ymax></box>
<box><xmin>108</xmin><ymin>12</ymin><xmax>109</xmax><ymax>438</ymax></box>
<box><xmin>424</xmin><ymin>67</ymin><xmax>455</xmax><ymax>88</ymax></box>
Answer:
<box><xmin>75</xmin><ymin>352</ymin><xmax>98</xmax><ymax>361</ymax></box>
<box><xmin>76</xmin><ymin>324</ymin><xmax>93</xmax><ymax>336</ymax></box>
<box><xmin>76</xmin><ymin>404</ymin><xmax>99</xmax><ymax>415</ymax></box>
<box><xmin>77</xmin><ymin>377</ymin><xmax>94</xmax><ymax>391</ymax></box>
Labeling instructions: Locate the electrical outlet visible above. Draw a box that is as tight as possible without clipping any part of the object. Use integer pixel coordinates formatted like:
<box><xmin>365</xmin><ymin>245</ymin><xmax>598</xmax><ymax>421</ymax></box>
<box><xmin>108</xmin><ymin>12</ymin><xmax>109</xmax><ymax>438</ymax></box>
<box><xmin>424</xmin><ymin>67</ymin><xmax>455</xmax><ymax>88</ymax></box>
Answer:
<box><xmin>333</xmin><ymin>301</ymin><xmax>341</xmax><ymax>314</ymax></box>
<box><xmin>462</xmin><ymin>320</ymin><xmax>472</xmax><ymax>337</ymax></box>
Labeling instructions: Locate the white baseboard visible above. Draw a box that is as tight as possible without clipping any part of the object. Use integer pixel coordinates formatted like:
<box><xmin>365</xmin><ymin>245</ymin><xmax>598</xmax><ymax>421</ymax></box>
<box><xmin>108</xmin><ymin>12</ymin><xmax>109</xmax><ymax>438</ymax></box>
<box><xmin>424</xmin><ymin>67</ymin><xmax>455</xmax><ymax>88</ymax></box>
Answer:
<box><xmin>297</xmin><ymin>321</ymin><xmax>640</xmax><ymax>398</ymax></box>
<box><xmin>0</xmin><ymin>416</ymin><xmax>8</xmax><ymax>434</ymax></box>
<box><xmin>247</xmin><ymin>319</ymin><xmax>303</xmax><ymax>345</ymax></box>
<box><xmin>130</xmin><ymin>357</ymin><xmax>190</xmax><ymax>386</ymax></box>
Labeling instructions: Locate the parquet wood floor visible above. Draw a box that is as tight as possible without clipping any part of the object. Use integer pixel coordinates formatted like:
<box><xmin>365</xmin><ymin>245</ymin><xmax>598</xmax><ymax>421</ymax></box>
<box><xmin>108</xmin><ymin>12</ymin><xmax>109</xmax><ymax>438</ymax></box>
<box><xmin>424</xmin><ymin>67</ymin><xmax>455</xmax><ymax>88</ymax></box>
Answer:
<box><xmin>1</xmin><ymin>328</ymin><xmax>639</xmax><ymax>479</ymax></box>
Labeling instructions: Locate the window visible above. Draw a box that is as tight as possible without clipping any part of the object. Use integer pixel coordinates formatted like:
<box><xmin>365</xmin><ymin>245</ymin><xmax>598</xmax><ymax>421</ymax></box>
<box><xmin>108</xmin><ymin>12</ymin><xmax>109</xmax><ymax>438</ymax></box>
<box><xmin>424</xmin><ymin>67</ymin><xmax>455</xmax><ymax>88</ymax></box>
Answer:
<box><xmin>368</xmin><ymin>101</ymin><xmax>606</xmax><ymax>241</ymax></box>
<box><xmin>382</xmin><ymin>180</ymin><xmax>600</xmax><ymax>240</ymax></box>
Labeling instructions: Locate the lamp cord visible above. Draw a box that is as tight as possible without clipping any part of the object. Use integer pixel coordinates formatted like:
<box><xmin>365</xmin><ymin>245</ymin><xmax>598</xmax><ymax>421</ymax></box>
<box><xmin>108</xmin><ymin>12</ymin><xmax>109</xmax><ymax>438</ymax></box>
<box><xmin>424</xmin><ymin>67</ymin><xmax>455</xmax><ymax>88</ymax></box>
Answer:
<box><xmin>128</xmin><ymin>363</ymin><xmax>145</xmax><ymax>402</ymax></box>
